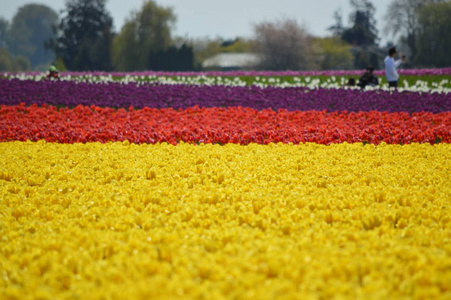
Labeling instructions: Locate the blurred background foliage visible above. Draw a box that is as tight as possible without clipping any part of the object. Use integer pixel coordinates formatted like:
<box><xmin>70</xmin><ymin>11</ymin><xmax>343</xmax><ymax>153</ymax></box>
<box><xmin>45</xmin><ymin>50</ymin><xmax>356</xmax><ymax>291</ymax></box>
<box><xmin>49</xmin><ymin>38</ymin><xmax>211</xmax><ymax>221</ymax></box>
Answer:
<box><xmin>0</xmin><ymin>0</ymin><xmax>450</xmax><ymax>72</ymax></box>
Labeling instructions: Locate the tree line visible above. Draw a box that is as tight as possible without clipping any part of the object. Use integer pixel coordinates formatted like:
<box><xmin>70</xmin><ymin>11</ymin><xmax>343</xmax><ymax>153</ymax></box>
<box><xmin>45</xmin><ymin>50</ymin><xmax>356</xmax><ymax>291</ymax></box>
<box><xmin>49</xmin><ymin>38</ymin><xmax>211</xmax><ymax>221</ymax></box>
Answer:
<box><xmin>0</xmin><ymin>0</ymin><xmax>450</xmax><ymax>72</ymax></box>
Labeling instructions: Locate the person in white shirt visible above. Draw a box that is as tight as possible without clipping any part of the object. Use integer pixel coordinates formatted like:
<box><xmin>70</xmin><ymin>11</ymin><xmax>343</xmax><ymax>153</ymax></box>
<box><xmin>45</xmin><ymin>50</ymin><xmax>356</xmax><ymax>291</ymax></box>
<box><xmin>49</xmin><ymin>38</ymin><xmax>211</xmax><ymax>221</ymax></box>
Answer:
<box><xmin>384</xmin><ymin>47</ymin><xmax>406</xmax><ymax>88</ymax></box>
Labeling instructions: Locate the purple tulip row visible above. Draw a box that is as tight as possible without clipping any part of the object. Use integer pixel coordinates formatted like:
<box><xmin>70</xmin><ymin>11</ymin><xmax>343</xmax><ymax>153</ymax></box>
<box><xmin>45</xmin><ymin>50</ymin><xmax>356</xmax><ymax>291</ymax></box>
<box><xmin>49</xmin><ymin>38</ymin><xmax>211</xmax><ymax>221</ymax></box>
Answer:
<box><xmin>1</xmin><ymin>79</ymin><xmax>450</xmax><ymax>113</ymax></box>
<box><xmin>5</xmin><ymin>68</ymin><xmax>451</xmax><ymax>78</ymax></box>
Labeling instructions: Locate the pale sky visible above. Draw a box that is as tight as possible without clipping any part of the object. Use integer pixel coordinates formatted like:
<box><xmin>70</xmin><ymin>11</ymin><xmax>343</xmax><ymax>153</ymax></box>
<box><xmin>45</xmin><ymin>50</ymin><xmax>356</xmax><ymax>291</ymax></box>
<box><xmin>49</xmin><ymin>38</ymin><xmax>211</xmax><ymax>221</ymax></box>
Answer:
<box><xmin>0</xmin><ymin>0</ymin><xmax>393</xmax><ymax>43</ymax></box>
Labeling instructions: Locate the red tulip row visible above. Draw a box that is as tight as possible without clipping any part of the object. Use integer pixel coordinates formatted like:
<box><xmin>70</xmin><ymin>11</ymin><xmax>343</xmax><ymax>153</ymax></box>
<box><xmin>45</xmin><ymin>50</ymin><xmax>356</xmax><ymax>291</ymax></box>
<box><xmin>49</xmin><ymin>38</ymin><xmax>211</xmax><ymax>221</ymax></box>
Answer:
<box><xmin>1</xmin><ymin>104</ymin><xmax>450</xmax><ymax>145</ymax></box>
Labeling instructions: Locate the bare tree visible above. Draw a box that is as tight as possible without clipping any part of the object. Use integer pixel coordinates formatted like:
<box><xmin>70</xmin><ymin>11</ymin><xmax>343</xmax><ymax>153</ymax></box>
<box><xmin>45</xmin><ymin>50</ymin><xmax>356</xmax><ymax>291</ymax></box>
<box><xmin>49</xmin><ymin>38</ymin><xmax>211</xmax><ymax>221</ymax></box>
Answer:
<box><xmin>253</xmin><ymin>18</ymin><xmax>316</xmax><ymax>70</ymax></box>
<box><xmin>384</xmin><ymin>0</ymin><xmax>445</xmax><ymax>61</ymax></box>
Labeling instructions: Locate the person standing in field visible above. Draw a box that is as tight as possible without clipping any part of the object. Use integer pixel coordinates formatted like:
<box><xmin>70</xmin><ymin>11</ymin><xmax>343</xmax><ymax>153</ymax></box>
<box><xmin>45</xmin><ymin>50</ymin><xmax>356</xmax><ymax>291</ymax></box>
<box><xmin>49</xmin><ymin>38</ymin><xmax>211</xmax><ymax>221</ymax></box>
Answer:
<box><xmin>384</xmin><ymin>47</ymin><xmax>406</xmax><ymax>88</ymax></box>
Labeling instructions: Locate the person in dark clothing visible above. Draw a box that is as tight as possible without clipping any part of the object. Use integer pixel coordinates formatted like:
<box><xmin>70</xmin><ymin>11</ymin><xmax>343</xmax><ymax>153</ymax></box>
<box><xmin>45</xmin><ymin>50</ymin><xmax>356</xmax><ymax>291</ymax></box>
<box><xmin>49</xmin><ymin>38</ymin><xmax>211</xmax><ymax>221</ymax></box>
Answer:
<box><xmin>346</xmin><ymin>78</ymin><xmax>356</xmax><ymax>86</ymax></box>
<box><xmin>357</xmin><ymin>66</ymin><xmax>379</xmax><ymax>89</ymax></box>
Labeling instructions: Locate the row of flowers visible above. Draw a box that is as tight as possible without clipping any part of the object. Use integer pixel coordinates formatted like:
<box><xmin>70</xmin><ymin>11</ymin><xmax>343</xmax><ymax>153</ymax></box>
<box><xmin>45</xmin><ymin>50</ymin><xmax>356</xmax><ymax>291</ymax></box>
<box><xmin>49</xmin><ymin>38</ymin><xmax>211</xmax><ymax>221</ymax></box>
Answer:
<box><xmin>4</xmin><ymin>67</ymin><xmax>451</xmax><ymax>77</ymax></box>
<box><xmin>2</xmin><ymin>80</ymin><xmax>450</xmax><ymax>113</ymax></box>
<box><xmin>1</xmin><ymin>104</ymin><xmax>450</xmax><ymax>145</ymax></box>
<box><xmin>1</xmin><ymin>141</ymin><xmax>450</xmax><ymax>299</ymax></box>
<box><xmin>1</xmin><ymin>69</ymin><xmax>450</xmax><ymax>299</ymax></box>
<box><xmin>3</xmin><ymin>73</ymin><xmax>451</xmax><ymax>94</ymax></box>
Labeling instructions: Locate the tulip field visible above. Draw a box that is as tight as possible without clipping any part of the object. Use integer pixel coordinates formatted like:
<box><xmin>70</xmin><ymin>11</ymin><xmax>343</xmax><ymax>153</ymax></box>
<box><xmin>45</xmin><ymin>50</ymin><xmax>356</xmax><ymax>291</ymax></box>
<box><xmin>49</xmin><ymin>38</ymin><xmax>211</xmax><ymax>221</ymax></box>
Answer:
<box><xmin>1</xmin><ymin>70</ymin><xmax>451</xmax><ymax>299</ymax></box>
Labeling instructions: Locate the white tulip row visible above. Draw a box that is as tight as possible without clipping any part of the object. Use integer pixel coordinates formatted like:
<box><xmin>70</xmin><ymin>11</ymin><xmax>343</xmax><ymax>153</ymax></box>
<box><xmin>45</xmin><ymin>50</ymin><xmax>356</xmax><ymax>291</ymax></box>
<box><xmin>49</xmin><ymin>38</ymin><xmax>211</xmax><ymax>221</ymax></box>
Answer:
<box><xmin>3</xmin><ymin>72</ymin><xmax>450</xmax><ymax>94</ymax></box>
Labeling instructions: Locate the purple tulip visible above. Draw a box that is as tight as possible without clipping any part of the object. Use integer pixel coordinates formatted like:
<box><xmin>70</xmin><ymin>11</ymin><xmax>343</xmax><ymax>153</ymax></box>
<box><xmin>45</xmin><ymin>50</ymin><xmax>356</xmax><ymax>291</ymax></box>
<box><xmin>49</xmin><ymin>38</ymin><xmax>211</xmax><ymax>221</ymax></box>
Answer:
<box><xmin>1</xmin><ymin>79</ymin><xmax>450</xmax><ymax>113</ymax></box>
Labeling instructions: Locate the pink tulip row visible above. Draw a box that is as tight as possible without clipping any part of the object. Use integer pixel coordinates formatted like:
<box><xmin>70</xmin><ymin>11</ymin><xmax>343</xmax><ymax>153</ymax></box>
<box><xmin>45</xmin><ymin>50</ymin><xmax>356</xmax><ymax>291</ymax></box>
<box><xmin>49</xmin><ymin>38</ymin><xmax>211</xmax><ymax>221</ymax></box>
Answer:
<box><xmin>4</xmin><ymin>68</ymin><xmax>451</xmax><ymax>77</ymax></box>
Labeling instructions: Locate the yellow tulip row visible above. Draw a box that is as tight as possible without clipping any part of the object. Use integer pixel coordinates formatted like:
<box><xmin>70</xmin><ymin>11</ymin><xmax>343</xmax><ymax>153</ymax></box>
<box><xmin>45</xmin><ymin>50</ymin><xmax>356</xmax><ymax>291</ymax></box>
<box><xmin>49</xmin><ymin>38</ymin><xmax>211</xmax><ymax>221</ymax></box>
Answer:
<box><xmin>1</xmin><ymin>141</ymin><xmax>450</xmax><ymax>299</ymax></box>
